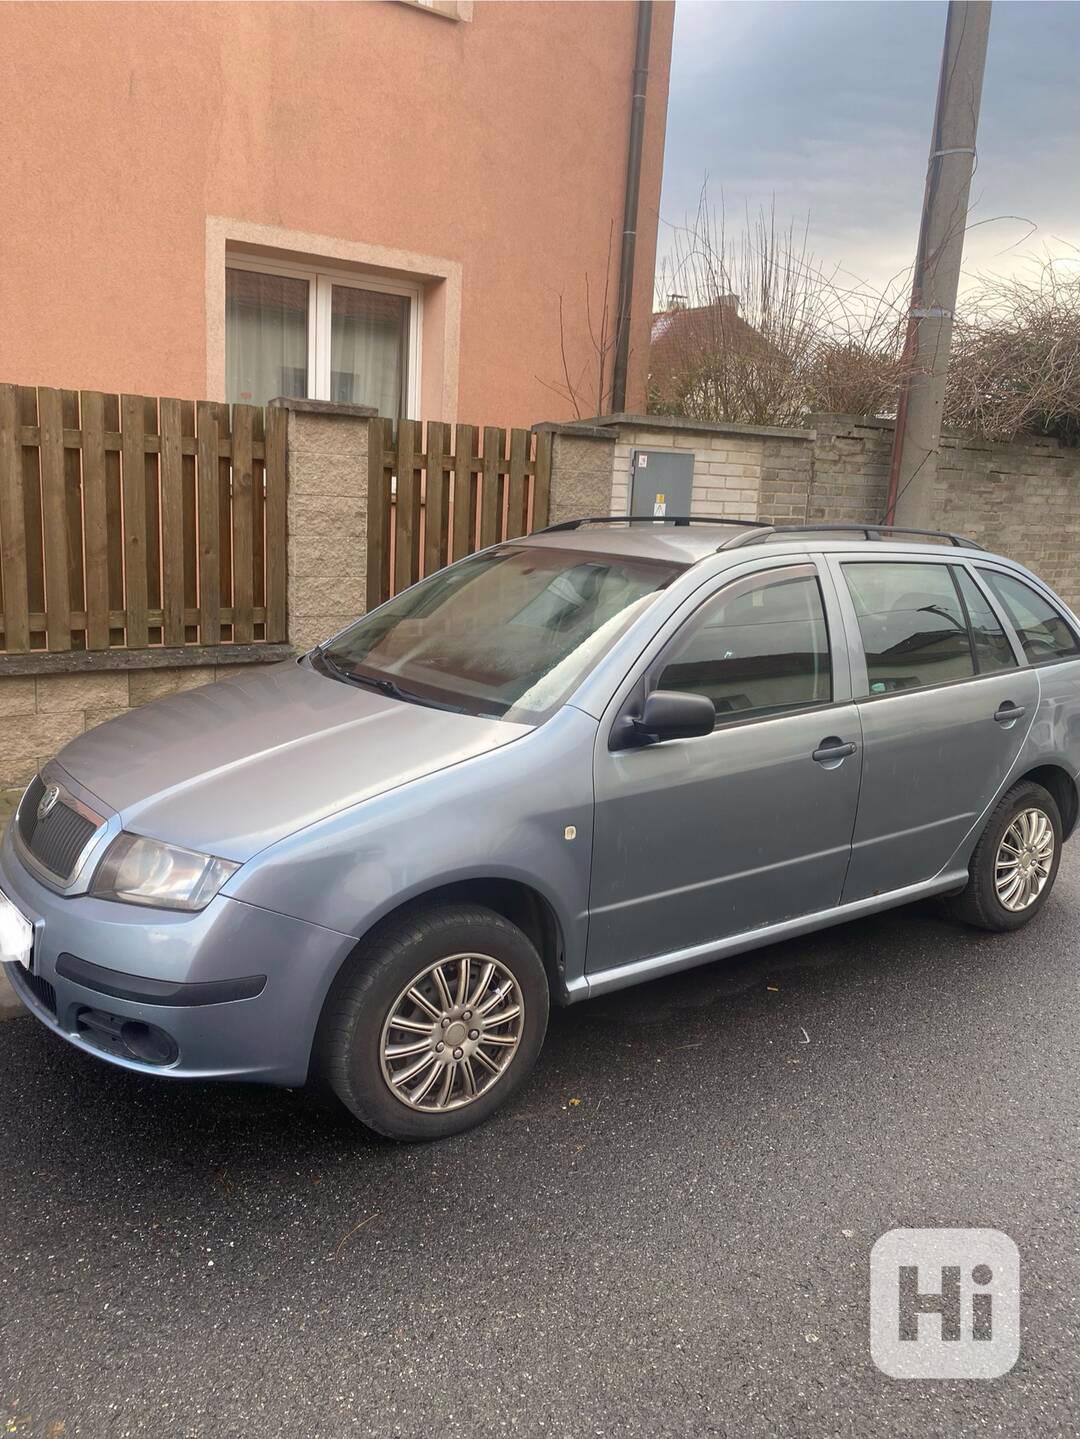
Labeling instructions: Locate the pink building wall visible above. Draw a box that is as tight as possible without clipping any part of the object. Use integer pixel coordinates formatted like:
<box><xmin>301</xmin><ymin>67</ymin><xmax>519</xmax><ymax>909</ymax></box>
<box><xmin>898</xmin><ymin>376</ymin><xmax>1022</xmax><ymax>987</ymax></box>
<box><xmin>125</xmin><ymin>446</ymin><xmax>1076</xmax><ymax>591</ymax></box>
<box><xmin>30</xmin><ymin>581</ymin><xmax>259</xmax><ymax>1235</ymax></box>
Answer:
<box><xmin>0</xmin><ymin>0</ymin><xmax>673</xmax><ymax>427</ymax></box>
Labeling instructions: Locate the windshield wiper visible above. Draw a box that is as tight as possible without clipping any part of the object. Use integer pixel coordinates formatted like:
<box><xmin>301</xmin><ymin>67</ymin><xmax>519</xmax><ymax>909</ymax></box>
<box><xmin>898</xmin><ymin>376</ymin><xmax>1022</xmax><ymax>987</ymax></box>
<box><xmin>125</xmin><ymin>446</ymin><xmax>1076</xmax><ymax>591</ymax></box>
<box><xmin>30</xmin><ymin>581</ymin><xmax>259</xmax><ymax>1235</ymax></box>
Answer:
<box><xmin>316</xmin><ymin>650</ymin><xmax>465</xmax><ymax>713</ymax></box>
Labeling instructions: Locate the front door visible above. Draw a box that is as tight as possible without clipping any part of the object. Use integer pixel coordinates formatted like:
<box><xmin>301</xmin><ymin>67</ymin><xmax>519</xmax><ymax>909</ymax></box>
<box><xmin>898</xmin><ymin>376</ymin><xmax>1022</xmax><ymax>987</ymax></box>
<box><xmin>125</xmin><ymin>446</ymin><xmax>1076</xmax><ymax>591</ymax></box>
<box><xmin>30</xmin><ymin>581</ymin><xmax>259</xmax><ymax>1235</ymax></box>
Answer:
<box><xmin>829</xmin><ymin>556</ymin><xmax>1039</xmax><ymax>901</ymax></box>
<box><xmin>587</xmin><ymin>561</ymin><xmax>863</xmax><ymax>974</ymax></box>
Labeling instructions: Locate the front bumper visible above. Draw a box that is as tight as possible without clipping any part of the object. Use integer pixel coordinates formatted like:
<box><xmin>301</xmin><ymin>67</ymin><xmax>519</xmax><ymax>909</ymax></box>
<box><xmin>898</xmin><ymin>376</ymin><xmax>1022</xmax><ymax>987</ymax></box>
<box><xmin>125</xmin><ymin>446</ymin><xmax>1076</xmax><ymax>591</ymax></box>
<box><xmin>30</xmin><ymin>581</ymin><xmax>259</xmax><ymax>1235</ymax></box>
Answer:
<box><xmin>0</xmin><ymin>821</ymin><xmax>355</xmax><ymax>1086</ymax></box>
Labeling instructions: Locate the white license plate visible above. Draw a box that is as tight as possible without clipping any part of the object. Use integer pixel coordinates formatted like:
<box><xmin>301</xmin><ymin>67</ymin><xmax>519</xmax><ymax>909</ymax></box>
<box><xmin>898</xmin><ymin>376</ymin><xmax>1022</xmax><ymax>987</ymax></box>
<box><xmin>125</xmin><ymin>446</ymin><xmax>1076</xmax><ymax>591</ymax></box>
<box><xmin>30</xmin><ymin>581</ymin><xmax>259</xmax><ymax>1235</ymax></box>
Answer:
<box><xmin>0</xmin><ymin>888</ymin><xmax>33</xmax><ymax>971</ymax></box>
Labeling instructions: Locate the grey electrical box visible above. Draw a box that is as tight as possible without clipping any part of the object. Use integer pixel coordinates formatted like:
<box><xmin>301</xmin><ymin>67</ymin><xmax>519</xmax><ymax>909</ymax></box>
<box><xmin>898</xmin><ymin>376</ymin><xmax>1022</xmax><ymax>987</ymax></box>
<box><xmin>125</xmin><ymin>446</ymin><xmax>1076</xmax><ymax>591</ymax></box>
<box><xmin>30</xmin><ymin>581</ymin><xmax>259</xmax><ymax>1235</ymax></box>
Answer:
<box><xmin>629</xmin><ymin>448</ymin><xmax>694</xmax><ymax>519</ymax></box>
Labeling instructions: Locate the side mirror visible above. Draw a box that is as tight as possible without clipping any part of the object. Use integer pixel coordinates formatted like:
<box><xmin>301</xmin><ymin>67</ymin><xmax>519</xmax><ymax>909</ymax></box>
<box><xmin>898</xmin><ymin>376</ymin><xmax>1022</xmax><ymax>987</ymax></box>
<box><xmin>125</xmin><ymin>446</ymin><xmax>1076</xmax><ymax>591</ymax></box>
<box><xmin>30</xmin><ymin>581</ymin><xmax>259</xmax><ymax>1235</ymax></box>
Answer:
<box><xmin>642</xmin><ymin>689</ymin><xmax>716</xmax><ymax>741</ymax></box>
<box><xmin>611</xmin><ymin>689</ymin><xmax>716</xmax><ymax>748</ymax></box>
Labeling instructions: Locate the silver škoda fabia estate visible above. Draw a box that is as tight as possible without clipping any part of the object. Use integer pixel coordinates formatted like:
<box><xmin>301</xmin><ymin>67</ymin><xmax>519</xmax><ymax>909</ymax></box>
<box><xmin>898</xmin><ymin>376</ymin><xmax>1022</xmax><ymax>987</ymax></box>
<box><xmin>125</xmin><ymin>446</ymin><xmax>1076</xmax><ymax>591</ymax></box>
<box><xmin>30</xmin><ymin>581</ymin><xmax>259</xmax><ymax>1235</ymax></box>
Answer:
<box><xmin>3</xmin><ymin>518</ymin><xmax>1078</xmax><ymax>1139</ymax></box>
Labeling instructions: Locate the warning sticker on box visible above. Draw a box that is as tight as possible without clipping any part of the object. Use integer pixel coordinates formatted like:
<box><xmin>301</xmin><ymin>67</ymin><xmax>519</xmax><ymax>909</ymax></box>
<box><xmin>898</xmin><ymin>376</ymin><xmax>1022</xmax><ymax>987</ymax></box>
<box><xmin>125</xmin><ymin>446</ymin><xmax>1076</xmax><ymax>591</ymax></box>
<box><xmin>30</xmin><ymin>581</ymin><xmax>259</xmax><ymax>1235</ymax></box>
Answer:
<box><xmin>653</xmin><ymin>493</ymin><xmax>666</xmax><ymax>517</ymax></box>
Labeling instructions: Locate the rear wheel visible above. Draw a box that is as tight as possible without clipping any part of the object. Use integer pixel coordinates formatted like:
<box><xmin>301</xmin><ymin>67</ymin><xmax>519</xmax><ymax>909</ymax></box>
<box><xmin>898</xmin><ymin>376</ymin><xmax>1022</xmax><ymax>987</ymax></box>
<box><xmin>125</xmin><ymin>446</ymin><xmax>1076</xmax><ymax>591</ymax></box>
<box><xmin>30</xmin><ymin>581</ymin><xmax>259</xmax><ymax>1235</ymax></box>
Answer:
<box><xmin>944</xmin><ymin>779</ymin><xmax>1062</xmax><ymax>932</ymax></box>
<box><xmin>314</xmin><ymin>904</ymin><xmax>549</xmax><ymax>1140</ymax></box>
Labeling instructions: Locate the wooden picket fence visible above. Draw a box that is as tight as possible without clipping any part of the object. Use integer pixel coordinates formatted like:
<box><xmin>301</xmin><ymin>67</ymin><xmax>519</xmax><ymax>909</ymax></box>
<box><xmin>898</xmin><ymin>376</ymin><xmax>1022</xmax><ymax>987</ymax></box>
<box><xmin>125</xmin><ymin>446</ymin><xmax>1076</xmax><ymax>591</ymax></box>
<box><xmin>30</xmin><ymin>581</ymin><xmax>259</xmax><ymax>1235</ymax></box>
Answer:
<box><xmin>0</xmin><ymin>385</ymin><xmax>287</xmax><ymax>654</ymax></box>
<box><xmin>367</xmin><ymin>419</ymin><xmax>552</xmax><ymax>607</ymax></box>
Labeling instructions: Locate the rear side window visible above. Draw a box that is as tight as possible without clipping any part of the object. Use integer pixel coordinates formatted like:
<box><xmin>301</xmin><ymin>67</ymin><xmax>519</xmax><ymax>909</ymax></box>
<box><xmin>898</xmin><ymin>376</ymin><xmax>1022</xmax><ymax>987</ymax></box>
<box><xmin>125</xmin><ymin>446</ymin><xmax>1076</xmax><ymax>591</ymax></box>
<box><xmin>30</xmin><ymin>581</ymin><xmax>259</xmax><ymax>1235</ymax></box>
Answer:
<box><xmin>953</xmin><ymin>568</ymin><xmax>1018</xmax><ymax>673</ymax></box>
<box><xmin>657</xmin><ymin>565</ymin><xmax>831</xmax><ymax>722</ymax></box>
<box><xmin>843</xmin><ymin>561</ymin><xmax>975</xmax><ymax>693</ymax></box>
<box><xmin>977</xmin><ymin>569</ymin><xmax>1080</xmax><ymax>665</ymax></box>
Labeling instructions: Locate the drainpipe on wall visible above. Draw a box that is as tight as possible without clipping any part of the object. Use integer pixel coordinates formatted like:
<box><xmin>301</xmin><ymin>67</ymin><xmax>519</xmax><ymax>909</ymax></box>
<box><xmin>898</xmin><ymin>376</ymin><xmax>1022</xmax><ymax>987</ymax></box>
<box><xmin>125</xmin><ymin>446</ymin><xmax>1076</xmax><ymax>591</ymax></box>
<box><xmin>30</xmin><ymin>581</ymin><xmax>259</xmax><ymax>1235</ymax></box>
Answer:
<box><xmin>609</xmin><ymin>0</ymin><xmax>653</xmax><ymax>415</ymax></box>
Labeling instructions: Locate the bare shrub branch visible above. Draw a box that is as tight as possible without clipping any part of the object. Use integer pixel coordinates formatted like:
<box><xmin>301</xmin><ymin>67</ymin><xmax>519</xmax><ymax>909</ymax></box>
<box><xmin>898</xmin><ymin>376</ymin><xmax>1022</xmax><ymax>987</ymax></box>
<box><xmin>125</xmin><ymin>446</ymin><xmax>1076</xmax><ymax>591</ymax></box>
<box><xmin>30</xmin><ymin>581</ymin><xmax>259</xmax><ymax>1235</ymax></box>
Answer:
<box><xmin>944</xmin><ymin>253</ymin><xmax>1080</xmax><ymax>443</ymax></box>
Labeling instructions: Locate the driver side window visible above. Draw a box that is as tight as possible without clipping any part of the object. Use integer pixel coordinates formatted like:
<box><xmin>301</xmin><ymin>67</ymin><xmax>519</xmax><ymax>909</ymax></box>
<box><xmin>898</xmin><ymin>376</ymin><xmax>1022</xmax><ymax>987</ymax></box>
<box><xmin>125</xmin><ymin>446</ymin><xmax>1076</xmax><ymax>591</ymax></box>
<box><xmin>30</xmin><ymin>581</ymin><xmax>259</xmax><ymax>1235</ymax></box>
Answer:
<box><xmin>656</xmin><ymin>565</ymin><xmax>832</xmax><ymax>723</ymax></box>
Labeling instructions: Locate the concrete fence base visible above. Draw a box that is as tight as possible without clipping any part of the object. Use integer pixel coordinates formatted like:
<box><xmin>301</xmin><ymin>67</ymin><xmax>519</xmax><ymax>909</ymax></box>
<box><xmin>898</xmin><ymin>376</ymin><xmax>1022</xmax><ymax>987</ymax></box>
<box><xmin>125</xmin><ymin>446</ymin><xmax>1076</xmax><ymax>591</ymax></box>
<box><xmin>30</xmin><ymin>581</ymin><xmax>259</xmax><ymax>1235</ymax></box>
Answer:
<box><xmin>0</xmin><ymin>657</ymin><xmax>288</xmax><ymax>791</ymax></box>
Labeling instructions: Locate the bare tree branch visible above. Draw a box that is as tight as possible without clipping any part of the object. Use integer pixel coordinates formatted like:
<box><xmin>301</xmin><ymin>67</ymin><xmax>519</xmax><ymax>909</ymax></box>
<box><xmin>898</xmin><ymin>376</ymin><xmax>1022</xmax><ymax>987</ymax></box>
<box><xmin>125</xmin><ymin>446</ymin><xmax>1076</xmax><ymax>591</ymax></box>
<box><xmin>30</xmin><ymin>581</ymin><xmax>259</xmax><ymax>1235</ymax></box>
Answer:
<box><xmin>543</xmin><ymin>219</ymin><xmax>621</xmax><ymax>420</ymax></box>
<box><xmin>548</xmin><ymin>185</ymin><xmax>1076</xmax><ymax>443</ymax></box>
<box><xmin>650</xmin><ymin>187</ymin><xmax>912</xmax><ymax>425</ymax></box>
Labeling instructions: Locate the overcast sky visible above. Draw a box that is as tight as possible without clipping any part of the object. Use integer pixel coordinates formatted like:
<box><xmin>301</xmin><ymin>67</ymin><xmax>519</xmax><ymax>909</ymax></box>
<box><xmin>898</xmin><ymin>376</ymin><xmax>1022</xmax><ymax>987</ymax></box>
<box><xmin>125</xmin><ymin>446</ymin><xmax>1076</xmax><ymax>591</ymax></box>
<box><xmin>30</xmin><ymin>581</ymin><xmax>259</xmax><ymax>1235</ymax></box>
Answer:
<box><xmin>659</xmin><ymin>0</ymin><xmax>1080</xmax><ymax>301</ymax></box>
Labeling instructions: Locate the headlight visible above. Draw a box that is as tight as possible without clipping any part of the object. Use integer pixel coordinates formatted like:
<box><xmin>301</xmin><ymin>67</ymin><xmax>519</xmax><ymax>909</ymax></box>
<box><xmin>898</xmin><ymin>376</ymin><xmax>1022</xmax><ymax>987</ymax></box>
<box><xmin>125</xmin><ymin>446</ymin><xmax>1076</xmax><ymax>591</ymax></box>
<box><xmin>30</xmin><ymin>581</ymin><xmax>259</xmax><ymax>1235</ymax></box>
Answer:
<box><xmin>91</xmin><ymin>833</ymin><xmax>239</xmax><ymax>912</ymax></box>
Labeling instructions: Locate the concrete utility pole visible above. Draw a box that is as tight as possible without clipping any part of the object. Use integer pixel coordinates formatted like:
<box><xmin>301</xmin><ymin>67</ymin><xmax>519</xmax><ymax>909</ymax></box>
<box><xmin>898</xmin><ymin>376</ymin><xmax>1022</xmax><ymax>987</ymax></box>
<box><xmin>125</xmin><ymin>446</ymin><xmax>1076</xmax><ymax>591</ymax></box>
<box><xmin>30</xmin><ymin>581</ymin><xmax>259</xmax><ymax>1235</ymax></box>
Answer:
<box><xmin>885</xmin><ymin>0</ymin><xmax>992</xmax><ymax>527</ymax></box>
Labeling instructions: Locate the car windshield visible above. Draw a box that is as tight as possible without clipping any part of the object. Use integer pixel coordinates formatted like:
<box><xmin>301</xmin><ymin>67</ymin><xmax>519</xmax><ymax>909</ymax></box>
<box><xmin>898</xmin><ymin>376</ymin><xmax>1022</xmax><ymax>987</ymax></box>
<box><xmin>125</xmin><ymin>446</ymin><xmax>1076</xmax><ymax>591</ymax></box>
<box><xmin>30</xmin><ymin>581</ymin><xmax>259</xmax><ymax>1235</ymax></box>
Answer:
<box><xmin>317</xmin><ymin>544</ymin><xmax>685</xmax><ymax>723</ymax></box>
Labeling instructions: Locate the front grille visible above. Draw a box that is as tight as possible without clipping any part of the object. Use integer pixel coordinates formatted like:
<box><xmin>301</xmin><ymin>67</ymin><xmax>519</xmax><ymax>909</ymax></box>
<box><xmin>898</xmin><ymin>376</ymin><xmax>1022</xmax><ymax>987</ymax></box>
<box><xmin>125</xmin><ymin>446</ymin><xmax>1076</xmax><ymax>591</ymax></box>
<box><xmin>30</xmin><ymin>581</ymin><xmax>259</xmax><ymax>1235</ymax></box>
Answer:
<box><xmin>17</xmin><ymin>775</ymin><xmax>99</xmax><ymax>881</ymax></box>
<box><xmin>10</xmin><ymin>965</ymin><xmax>57</xmax><ymax>1017</ymax></box>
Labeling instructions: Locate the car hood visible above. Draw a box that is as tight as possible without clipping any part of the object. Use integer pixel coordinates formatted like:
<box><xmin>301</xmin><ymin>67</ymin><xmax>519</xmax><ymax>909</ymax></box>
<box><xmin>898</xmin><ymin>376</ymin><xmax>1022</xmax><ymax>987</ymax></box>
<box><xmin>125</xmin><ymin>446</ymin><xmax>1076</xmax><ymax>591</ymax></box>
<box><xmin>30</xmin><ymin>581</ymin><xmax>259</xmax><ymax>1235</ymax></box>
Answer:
<box><xmin>54</xmin><ymin>660</ymin><xmax>531</xmax><ymax>861</ymax></box>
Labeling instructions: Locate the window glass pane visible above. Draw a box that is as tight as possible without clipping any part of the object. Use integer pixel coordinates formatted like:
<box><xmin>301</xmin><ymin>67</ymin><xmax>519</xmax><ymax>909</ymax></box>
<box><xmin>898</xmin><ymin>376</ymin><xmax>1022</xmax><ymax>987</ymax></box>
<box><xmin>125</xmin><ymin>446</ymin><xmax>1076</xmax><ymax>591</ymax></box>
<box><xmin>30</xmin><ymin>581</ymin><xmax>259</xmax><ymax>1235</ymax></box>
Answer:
<box><xmin>844</xmin><ymin>561</ymin><xmax>975</xmax><ymax>693</ymax></box>
<box><xmin>953</xmin><ymin>568</ymin><xmax>1017</xmax><ymax>673</ymax></box>
<box><xmin>330</xmin><ymin>286</ymin><xmax>408</xmax><ymax>417</ymax></box>
<box><xmin>324</xmin><ymin>546</ymin><xmax>683</xmax><ymax>723</ymax></box>
<box><xmin>226</xmin><ymin>269</ymin><xmax>308</xmax><ymax>406</ymax></box>
<box><xmin>658</xmin><ymin>570</ymin><xmax>832</xmax><ymax>721</ymax></box>
<box><xmin>978</xmin><ymin>569</ymin><xmax>1080</xmax><ymax>664</ymax></box>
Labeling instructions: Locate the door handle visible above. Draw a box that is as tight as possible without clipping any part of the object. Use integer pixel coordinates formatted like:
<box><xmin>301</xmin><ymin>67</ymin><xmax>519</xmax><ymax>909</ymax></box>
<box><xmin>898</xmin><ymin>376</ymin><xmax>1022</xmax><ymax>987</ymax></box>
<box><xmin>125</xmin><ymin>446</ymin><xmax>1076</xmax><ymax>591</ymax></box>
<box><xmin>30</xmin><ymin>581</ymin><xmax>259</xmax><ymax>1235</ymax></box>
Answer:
<box><xmin>812</xmin><ymin>738</ymin><xmax>857</xmax><ymax>765</ymax></box>
<box><xmin>994</xmin><ymin>702</ymin><xmax>1026</xmax><ymax>725</ymax></box>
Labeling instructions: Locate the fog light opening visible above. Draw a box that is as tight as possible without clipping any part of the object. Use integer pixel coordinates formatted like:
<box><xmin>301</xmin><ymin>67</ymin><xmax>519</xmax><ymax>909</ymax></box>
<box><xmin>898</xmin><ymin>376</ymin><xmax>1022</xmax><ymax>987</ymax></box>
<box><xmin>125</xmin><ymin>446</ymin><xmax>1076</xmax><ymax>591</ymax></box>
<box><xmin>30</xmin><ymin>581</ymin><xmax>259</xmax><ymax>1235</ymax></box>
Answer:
<box><xmin>119</xmin><ymin>1020</ymin><xmax>179</xmax><ymax>1067</ymax></box>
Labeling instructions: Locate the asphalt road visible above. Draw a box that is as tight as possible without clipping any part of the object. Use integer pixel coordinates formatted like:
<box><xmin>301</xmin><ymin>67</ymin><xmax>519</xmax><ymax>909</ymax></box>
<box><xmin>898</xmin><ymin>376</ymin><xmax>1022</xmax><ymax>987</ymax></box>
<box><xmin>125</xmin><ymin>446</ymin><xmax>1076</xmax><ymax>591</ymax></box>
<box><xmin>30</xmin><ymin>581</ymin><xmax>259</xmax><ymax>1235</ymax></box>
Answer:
<box><xmin>2</xmin><ymin>855</ymin><xmax>1079</xmax><ymax>1439</ymax></box>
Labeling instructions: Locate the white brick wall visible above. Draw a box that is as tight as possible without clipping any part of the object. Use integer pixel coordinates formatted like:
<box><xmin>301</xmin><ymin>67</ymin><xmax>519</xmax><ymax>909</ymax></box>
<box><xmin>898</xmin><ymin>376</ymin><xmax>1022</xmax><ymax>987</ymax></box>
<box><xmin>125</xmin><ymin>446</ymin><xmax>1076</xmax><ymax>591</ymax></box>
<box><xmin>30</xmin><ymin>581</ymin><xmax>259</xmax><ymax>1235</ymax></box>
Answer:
<box><xmin>609</xmin><ymin>427</ymin><xmax>765</xmax><ymax>519</ymax></box>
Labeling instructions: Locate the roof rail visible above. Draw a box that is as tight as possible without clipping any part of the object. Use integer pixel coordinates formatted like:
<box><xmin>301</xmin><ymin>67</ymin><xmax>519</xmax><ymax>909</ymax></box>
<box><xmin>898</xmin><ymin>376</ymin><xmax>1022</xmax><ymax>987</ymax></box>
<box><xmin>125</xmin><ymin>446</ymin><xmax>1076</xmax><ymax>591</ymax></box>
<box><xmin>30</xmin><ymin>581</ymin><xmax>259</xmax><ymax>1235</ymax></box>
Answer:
<box><xmin>717</xmin><ymin>522</ymin><xmax>985</xmax><ymax>552</ymax></box>
<box><xmin>537</xmin><ymin>515</ymin><xmax>763</xmax><ymax>534</ymax></box>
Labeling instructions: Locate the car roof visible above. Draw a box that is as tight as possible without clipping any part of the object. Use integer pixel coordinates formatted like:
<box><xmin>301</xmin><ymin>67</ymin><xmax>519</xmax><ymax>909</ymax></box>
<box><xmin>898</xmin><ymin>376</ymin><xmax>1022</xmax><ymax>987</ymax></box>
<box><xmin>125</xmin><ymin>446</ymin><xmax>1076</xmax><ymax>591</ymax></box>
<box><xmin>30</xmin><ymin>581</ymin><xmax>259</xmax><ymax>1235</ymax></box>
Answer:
<box><xmin>519</xmin><ymin>523</ymin><xmax>731</xmax><ymax>564</ymax></box>
<box><xmin>516</xmin><ymin>519</ymin><xmax>992</xmax><ymax>567</ymax></box>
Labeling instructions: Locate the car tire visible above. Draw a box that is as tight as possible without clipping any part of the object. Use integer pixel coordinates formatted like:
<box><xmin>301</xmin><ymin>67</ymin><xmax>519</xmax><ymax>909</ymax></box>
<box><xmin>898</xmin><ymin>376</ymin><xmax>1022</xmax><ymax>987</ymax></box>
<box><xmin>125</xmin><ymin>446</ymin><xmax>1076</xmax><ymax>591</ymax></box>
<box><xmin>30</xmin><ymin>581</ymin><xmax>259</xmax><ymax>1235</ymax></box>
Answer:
<box><xmin>944</xmin><ymin>779</ymin><xmax>1063</xmax><ymax>932</ymax></box>
<box><xmin>313</xmin><ymin>903</ymin><xmax>549</xmax><ymax>1141</ymax></box>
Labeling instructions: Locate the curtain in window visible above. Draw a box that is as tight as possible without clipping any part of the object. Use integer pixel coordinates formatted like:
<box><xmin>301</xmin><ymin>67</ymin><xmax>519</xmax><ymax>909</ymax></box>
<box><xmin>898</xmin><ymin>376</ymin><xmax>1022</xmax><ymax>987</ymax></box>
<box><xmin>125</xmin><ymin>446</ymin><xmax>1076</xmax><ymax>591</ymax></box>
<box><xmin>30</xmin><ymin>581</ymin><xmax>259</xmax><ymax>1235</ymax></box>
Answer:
<box><xmin>330</xmin><ymin>286</ymin><xmax>407</xmax><ymax>417</ymax></box>
<box><xmin>226</xmin><ymin>270</ymin><xmax>309</xmax><ymax>406</ymax></box>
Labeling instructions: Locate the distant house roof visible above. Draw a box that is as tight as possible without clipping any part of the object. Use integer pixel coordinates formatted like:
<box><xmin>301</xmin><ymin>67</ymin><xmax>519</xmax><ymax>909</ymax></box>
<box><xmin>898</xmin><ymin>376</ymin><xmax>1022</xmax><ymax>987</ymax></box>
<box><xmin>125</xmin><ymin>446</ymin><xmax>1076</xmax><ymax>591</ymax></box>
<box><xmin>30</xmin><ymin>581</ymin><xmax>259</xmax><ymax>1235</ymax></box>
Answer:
<box><xmin>649</xmin><ymin>298</ymin><xmax>774</xmax><ymax>408</ymax></box>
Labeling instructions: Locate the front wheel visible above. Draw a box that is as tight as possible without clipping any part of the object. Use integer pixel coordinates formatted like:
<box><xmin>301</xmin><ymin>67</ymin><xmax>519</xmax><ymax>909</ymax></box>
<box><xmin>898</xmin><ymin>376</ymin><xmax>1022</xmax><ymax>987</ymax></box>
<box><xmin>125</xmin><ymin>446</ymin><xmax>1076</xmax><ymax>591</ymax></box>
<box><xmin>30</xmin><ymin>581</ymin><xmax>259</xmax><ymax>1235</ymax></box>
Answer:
<box><xmin>314</xmin><ymin>904</ymin><xmax>549</xmax><ymax>1140</ymax></box>
<box><xmin>944</xmin><ymin>779</ymin><xmax>1062</xmax><ymax>932</ymax></box>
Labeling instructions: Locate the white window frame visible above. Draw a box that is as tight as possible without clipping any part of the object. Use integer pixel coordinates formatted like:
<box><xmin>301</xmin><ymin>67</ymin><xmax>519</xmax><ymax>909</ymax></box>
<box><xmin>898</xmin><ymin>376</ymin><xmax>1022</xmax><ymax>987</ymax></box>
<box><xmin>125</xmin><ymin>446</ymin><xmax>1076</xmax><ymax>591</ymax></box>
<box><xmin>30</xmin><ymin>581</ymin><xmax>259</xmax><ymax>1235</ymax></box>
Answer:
<box><xmin>225</xmin><ymin>253</ymin><xmax>422</xmax><ymax>416</ymax></box>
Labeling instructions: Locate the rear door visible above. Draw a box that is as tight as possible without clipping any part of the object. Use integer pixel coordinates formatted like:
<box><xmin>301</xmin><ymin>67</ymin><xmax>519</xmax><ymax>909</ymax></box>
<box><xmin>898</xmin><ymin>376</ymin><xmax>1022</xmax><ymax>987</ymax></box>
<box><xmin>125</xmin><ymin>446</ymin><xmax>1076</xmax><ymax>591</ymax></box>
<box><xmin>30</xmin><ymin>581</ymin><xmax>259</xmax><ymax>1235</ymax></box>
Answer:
<box><xmin>829</xmin><ymin>554</ymin><xmax>1038</xmax><ymax>901</ymax></box>
<box><xmin>587</xmin><ymin>558</ymin><xmax>863</xmax><ymax>974</ymax></box>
